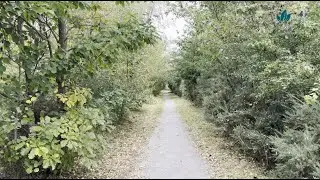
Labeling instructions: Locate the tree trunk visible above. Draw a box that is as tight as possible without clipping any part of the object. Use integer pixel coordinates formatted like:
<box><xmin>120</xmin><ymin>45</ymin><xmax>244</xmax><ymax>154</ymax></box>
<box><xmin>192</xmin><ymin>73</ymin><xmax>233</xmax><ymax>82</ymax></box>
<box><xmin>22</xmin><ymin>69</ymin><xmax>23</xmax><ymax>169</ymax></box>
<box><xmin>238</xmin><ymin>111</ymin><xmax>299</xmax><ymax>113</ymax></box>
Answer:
<box><xmin>57</xmin><ymin>17</ymin><xmax>67</xmax><ymax>93</ymax></box>
<box><xmin>57</xmin><ymin>17</ymin><xmax>67</xmax><ymax>109</ymax></box>
<box><xmin>33</xmin><ymin>15</ymin><xmax>46</xmax><ymax>125</ymax></box>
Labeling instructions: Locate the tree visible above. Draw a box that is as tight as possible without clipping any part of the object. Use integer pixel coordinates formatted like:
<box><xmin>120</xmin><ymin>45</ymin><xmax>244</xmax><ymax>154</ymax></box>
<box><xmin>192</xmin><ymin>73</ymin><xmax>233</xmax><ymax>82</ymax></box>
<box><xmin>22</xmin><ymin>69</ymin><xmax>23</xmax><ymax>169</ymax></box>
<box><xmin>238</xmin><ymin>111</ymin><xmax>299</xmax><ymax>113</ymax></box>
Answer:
<box><xmin>0</xmin><ymin>1</ymin><xmax>161</xmax><ymax>177</ymax></box>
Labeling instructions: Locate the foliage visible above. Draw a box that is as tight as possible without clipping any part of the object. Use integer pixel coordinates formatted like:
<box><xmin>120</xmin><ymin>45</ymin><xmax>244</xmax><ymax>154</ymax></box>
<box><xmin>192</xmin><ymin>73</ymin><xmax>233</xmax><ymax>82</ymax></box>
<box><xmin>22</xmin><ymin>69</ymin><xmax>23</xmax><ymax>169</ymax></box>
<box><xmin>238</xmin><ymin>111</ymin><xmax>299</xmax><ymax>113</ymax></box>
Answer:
<box><xmin>170</xmin><ymin>1</ymin><xmax>320</xmax><ymax>178</ymax></box>
<box><xmin>1</xmin><ymin>88</ymin><xmax>112</xmax><ymax>176</ymax></box>
<box><xmin>271</xmin><ymin>96</ymin><xmax>320</xmax><ymax>179</ymax></box>
<box><xmin>0</xmin><ymin>1</ymin><xmax>166</xmax><ymax>178</ymax></box>
<box><xmin>151</xmin><ymin>76</ymin><xmax>166</xmax><ymax>96</ymax></box>
<box><xmin>168</xmin><ymin>72</ymin><xmax>182</xmax><ymax>97</ymax></box>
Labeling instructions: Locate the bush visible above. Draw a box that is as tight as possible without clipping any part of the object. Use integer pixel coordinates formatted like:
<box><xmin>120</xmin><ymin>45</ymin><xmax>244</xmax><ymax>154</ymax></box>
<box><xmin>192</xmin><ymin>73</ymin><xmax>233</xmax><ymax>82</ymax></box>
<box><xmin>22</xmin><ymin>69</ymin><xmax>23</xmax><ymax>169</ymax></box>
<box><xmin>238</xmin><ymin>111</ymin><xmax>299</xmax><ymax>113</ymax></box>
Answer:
<box><xmin>168</xmin><ymin>77</ymin><xmax>182</xmax><ymax>97</ymax></box>
<box><xmin>0</xmin><ymin>88</ymin><xmax>114</xmax><ymax>176</ymax></box>
<box><xmin>98</xmin><ymin>89</ymin><xmax>131</xmax><ymax>123</ymax></box>
<box><xmin>271</xmin><ymin>97</ymin><xmax>320</xmax><ymax>179</ymax></box>
<box><xmin>169</xmin><ymin>1</ymin><xmax>320</xmax><ymax>178</ymax></box>
<box><xmin>232</xmin><ymin>125</ymin><xmax>273</xmax><ymax>166</ymax></box>
<box><xmin>151</xmin><ymin>76</ymin><xmax>166</xmax><ymax>96</ymax></box>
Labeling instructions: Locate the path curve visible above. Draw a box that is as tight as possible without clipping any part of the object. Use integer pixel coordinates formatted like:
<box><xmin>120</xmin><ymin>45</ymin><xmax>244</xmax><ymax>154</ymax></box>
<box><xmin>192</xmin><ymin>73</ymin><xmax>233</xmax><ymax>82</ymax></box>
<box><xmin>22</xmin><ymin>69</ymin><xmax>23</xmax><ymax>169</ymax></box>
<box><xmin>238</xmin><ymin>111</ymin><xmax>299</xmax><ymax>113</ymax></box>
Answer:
<box><xmin>140</xmin><ymin>92</ymin><xmax>210</xmax><ymax>179</ymax></box>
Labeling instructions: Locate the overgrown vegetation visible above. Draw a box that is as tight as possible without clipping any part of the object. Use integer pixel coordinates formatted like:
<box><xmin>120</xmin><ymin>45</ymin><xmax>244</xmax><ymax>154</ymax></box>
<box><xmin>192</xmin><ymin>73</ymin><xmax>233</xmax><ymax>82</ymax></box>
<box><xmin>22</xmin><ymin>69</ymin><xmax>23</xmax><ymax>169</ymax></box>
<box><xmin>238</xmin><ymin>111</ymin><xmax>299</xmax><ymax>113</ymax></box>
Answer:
<box><xmin>3</xmin><ymin>1</ymin><xmax>320</xmax><ymax>178</ymax></box>
<box><xmin>0</xmin><ymin>1</ymin><xmax>166</xmax><ymax>178</ymax></box>
<box><xmin>169</xmin><ymin>1</ymin><xmax>320</xmax><ymax>179</ymax></box>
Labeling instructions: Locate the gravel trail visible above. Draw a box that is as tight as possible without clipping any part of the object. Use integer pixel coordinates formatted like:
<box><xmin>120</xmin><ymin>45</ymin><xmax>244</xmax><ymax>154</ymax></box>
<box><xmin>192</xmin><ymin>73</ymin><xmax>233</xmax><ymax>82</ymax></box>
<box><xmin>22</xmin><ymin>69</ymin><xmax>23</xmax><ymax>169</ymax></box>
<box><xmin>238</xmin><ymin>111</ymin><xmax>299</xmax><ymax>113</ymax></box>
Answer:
<box><xmin>140</xmin><ymin>92</ymin><xmax>210</xmax><ymax>179</ymax></box>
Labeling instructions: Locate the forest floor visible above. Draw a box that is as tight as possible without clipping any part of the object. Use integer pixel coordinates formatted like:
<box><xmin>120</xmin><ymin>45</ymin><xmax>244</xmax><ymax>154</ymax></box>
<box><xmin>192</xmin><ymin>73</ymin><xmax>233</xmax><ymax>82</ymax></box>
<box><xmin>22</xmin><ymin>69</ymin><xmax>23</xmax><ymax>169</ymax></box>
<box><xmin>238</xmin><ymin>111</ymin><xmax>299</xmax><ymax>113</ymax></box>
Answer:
<box><xmin>70</xmin><ymin>90</ymin><xmax>271</xmax><ymax>179</ymax></box>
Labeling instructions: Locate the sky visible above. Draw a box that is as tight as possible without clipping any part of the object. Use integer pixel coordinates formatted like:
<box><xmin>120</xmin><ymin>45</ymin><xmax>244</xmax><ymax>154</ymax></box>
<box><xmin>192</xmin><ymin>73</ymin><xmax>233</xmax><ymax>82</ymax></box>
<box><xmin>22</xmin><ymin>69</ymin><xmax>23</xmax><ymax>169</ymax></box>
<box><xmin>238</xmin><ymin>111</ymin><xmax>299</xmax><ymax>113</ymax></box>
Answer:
<box><xmin>150</xmin><ymin>1</ymin><xmax>188</xmax><ymax>53</ymax></box>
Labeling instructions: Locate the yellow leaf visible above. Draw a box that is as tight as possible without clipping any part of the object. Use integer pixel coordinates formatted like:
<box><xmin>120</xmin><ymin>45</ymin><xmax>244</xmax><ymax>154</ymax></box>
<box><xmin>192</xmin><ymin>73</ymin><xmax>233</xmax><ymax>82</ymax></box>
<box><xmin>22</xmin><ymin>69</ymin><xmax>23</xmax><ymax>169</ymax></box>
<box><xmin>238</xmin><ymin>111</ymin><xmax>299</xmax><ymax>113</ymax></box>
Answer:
<box><xmin>66</xmin><ymin>101</ymin><xmax>74</xmax><ymax>108</ymax></box>
<box><xmin>61</xmin><ymin>97</ymin><xmax>68</xmax><ymax>103</ymax></box>
<box><xmin>31</xmin><ymin>97</ymin><xmax>37</xmax><ymax>102</ymax></box>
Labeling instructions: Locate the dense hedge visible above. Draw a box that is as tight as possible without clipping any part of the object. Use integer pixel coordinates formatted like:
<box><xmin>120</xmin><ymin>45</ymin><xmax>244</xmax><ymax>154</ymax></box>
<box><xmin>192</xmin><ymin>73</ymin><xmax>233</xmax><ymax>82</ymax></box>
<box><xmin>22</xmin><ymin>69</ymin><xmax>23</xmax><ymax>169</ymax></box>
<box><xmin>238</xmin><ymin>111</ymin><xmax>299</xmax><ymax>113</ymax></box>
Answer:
<box><xmin>170</xmin><ymin>1</ymin><xmax>320</xmax><ymax>178</ymax></box>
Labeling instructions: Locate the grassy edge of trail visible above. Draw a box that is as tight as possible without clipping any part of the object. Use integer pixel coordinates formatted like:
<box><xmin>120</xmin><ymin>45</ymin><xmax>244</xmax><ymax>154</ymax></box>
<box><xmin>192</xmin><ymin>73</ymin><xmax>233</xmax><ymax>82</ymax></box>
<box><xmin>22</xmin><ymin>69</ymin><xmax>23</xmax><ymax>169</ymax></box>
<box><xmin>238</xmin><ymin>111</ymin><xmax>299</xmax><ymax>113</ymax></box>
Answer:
<box><xmin>170</xmin><ymin>93</ymin><xmax>273</xmax><ymax>179</ymax></box>
<box><xmin>67</xmin><ymin>93</ymin><xmax>165</xmax><ymax>179</ymax></box>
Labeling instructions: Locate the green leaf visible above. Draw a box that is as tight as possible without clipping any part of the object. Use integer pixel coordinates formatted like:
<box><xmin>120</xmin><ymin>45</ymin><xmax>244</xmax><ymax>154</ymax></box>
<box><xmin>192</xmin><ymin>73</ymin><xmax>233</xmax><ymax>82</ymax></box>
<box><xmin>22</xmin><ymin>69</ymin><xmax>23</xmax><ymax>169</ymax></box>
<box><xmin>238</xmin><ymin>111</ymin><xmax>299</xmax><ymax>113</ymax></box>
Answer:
<box><xmin>40</xmin><ymin>147</ymin><xmax>49</xmax><ymax>154</ymax></box>
<box><xmin>20</xmin><ymin>136</ymin><xmax>27</xmax><ymax>141</ymax></box>
<box><xmin>26</xmin><ymin>100</ymin><xmax>32</xmax><ymax>104</ymax></box>
<box><xmin>15</xmin><ymin>142</ymin><xmax>25</xmax><ymax>150</ymax></box>
<box><xmin>31</xmin><ymin>97</ymin><xmax>37</xmax><ymax>102</ymax></box>
<box><xmin>31</xmin><ymin>126</ymin><xmax>43</xmax><ymax>132</ymax></box>
<box><xmin>34</xmin><ymin>148</ymin><xmax>41</xmax><ymax>156</ymax></box>
<box><xmin>33</xmin><ymin>168</ymin><xmax>39</xmax><ymax>173</ymax></box>
<box><xmin>16</xmin><ymin>107</ymin><xmax>22</xmax><ymax>114</ymax></box>
<box><xmin>87</xmin><ymin>132</ymin><xmax>96</xmax><ymax>139</ymax></box>
<box><xmin>52</xmin><ymin>129</ymin><xmax>60</xmax><ymax>137</ymax></box>
<box><xmin>43</xmin><ymin>159</ymin><xmax>50</xmax><ymax>169</ymax></box>
<box><xmin>67</xmin><ymin>141</ymin><xmax>73</xmax><ymax>149</ymax></box>
<box><xmin>26</xmin><ymin>167</ymin><xmax>33</xmax><ymax>174</ymax></box>
<box><xmin>21</xmin><ymin>147</ymin><xmax>31</xmax><ymax>156</ymax></box>
<box><xmin>50</xmin><ymin>66</ymin><xmax>57</xmax><ymax>74</ymax></box>
<box><xmin>66</xmin><ymin>100</ymin><xmax>75</xmax><ymax>108</ymax></box>
<box><xmin>61</xmin><ymin>140</ymin><xmax>68</xmax><ymax>147</ymax></box>
<box><xmin>28</xmin><ymin>148</ymin><xmax>36</xmax><ymax>159</ymax></box>
<box><xmin>33</xmin><ymin>160</ymin><xmax>41</xmax><ymax>168</ymax></box>
<box><xmin>50</xmin><ymin>159</ymin><xmax>56</xmax><ymax>170</ymax></box>
<box><xmin>0</xmin><ymin>62</ymin><xmax>7</xmax><ymax>74</ymax></box>
<box><xmin>53</xmin><ymin>153</ymin><xmax>60</xmax><ymax>159</ymax></box>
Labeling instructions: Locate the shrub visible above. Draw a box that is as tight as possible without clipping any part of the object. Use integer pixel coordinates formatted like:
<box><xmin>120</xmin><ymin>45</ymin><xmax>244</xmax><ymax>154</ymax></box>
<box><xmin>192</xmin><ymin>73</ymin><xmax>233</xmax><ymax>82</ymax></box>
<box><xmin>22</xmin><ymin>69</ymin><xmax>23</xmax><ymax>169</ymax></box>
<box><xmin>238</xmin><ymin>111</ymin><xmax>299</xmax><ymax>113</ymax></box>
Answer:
<box><xmin>271</xmin><ymin>96</ymin><xmax>320</xmax><ymax>178</ymax></box>
<box><xmin>151</xmin><ymin>76</ymin><xmax>166</xmax><ymax>96</ymax></box>
<box><xmin>169</xmin><ymin>1</ymin><xmax>320</xmax><ymax>178</ymax></box>
<box><xmin>168</xmin><ymin>77</ymin><xmax>182</xmax><ymax>97</ymax></box>
<box><xmin>0</xmin><ymin>88</ymin><xmax>114</xmax><ymax>176</ymax></box>
<box><xmin>232</xmin><ymin>125</ymin><xmax>273</xmax><ymax>166</ymax></box>
<box><xmin>98</xmin><ymin>89</ymin><xmax>131</xmax><ymax>123</ymax></box>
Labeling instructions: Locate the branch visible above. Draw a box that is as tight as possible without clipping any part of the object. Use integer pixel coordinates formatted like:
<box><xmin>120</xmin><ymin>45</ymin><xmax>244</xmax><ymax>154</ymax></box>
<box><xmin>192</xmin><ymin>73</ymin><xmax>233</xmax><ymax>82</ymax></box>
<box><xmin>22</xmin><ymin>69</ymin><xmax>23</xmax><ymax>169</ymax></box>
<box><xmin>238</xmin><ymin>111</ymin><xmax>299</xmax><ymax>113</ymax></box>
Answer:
<box><xmin>32</xmin><ymin>53</ymin><xmax>45</xmax><ymax>75</ymax></box>
<box><xmin>67</xmin><ymin>47</ymin><xmax>76</xmax><ymax>52</ymax></box>
<box><xmin>44</xmin><ymin>16</ymin><xmax>59</xmax><ymax>43</ymax></box>
<box><xmin>43</xmin><ymin>24</ymin><xmax>53</xmax><ymax>58</ymax></box>
<box><xmin>18</xmin><ymin>16</ymin><xmax>46</xmax><ymax>40</ymax></box>
<box><xmin>47</xmin><ymin>38</ymin><xmax>53</xmax><ymax>58</ymax></box>
<box><xmin>0</xmin><ymin>92</ymin><xmax>20</xmax><ymax>103</ymax></box>
<box><xmin>66</xmin><ymin>26</ymin><xmax>76</xmax><ymax>35</ymax></box>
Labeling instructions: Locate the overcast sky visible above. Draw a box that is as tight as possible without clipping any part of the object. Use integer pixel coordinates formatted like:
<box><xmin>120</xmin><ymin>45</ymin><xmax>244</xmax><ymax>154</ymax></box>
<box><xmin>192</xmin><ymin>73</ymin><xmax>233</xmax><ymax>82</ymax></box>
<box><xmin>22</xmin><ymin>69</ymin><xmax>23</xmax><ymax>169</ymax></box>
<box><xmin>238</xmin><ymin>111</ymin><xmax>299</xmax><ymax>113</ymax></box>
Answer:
<box><xmin>150</xmin><ymin>1</ymin><xmax>187</xmax><ymax>53</ymax></box>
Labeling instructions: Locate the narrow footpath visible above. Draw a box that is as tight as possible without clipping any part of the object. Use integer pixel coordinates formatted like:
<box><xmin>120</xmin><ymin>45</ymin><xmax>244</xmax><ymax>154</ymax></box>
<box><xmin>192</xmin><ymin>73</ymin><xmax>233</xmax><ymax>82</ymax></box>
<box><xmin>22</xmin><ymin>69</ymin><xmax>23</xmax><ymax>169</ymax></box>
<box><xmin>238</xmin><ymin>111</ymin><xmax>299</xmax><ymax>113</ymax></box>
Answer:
<box><xmin>139</xmin><ymin>91</ymin><xmax>210</xmax><ymax>179</ymax></box>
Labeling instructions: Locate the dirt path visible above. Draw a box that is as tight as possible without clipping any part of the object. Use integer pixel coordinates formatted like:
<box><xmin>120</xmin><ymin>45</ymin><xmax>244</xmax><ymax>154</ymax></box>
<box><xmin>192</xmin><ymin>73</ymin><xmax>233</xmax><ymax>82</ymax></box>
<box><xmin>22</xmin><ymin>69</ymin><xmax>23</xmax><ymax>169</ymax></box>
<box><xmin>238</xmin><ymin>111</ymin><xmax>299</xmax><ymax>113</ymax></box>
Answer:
<box><xmin>137</xmin><ymin>91</ymin><xmax>210</xmax><ymax>179</ymax></box>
